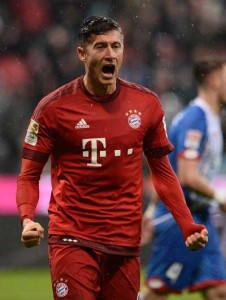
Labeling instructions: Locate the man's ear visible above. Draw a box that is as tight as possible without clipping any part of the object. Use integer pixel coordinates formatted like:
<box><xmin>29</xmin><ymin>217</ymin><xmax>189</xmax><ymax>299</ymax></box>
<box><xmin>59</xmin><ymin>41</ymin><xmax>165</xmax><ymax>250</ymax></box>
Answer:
<box><xmin>77</xmin><ymin>47</ymin><xmax>86</xmax><ymax>62</ymax></box>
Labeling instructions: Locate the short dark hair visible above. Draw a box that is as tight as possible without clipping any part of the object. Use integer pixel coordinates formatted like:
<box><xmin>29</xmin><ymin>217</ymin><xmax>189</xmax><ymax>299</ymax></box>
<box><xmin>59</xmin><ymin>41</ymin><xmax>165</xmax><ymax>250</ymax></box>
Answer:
<box><xmin>78</xmin><ymin>16</ymin><xmax>123</xmax><ymax>46</ymax></box>
<box><xmin>193</xmin><ymin>58</ymin><xmax>226</xmax><ymax>86</ymax></box>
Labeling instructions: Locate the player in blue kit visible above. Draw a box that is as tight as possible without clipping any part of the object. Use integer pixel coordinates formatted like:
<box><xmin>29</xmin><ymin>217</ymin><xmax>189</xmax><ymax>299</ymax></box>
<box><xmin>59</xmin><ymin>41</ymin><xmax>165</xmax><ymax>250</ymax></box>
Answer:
<box><xmin>141</xmin><ymin>58</ymin><xmax>226</xmax><ymax>300</ymax></box>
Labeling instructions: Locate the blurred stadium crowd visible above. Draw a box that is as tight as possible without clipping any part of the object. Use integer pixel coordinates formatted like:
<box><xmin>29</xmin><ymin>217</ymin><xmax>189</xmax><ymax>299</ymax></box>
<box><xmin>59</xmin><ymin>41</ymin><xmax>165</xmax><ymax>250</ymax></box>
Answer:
<box><xmin>1</xmin><ymin>0</ymin><xmax>226</xmax><ymax>173</ymax></box>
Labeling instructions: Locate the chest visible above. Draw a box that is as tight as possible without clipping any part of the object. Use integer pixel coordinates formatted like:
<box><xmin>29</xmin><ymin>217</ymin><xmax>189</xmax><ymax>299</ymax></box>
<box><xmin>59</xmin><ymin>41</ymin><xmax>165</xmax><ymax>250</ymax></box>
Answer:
<box><xmin>53</xmin><ymin>97</ymin><xmax>151</xmax><ymax>158</ymax></box>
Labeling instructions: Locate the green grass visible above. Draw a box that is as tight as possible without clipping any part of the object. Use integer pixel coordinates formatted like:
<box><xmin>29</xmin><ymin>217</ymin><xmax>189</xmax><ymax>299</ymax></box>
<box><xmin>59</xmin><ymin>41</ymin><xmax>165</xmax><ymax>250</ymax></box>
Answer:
<box><xmin>0</xmin><ymin>268</ymin><xmax>52</xmax><ymax>300</ymax></box>
<box><xmin>0</xmin><ymin>268</ymin><xmax>202</xmax><ymax>300</ymax></box>
<box><xmin>169</xmin><ymin>294</ymin><xmax>202</xmax><ymax>300</ymax></box>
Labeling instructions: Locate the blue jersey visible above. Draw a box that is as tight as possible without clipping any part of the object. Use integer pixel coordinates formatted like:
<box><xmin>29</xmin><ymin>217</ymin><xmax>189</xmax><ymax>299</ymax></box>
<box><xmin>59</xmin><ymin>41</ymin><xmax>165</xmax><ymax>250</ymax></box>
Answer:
<box><xmin>145</xmin><ymin>98</ymin><xmax>226</xmax><ymax>293</ymax></box>
<box><xmin>157</xmin><ymin>97</ymin><xmax>223</xmax><ymax>218</ymax></box>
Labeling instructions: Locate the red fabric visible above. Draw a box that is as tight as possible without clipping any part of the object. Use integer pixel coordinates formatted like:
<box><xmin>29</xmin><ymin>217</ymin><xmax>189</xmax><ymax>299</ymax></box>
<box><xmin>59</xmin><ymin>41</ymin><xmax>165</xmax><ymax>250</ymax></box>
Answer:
<box><xmin>188</xmin><ymin>280</ymin><xmax>226</xmax><ymax>292</ymax></box>
<box><xmin>16</xmin><ymin>158</ymin><xmax>45</xmax><ymax>222</ymax></box>
<box><xmin>146</xmin><ymin>155</ymin><xmax>206</xmax><ymax>240</ymax></box>
<box><xmin>145</xmin><ymin>277</ymin><xmax>182</xmax><ymax>294</ymax></box>
<box><xmin>49</xmin><ymin>244</ymin><xmax>140</xmax><ymax>299</ymax></box>
<box><xmin>48</xmin><ymin>235</ymin><xmax>140</xmax><ymax>256</ymax></box>
<box><xmin>17</xmin><ymin>77</ymin><xmax>173</xmax><ymax>248</ymax></box>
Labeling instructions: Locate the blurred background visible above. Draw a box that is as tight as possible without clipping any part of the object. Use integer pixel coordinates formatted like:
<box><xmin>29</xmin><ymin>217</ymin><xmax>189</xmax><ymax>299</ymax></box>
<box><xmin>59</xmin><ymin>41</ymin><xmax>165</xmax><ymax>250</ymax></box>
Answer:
<box><xmin>1</xmin><ymin>0</ymin><xmax>226</xmax><ymax>273</ymax></box>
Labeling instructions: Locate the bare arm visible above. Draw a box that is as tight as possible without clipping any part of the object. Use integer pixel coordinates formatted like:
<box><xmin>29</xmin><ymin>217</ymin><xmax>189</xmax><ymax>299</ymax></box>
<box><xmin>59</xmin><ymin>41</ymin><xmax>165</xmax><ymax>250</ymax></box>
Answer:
<box><xmin>178</xmin><ymin>157</ymin><xmax>226</xmax><ymax>210</ymax></box>
<box><xmin>178</xmin><ymin>157</ymin><xmax>215</xmax><ymax>197</ymax></box>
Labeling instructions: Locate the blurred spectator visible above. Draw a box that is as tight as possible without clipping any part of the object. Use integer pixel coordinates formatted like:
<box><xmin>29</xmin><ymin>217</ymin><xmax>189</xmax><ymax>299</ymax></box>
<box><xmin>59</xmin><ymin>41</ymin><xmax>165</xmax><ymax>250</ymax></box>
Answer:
<box><xmin>10</xmin><ymin>0</ymin><xmax>52</xmax><ymax>34</ymax></box>
<box><xmin>0</xmin><ymin>54</ymin><xmax>30</xmax><ymax>90</ymax></box>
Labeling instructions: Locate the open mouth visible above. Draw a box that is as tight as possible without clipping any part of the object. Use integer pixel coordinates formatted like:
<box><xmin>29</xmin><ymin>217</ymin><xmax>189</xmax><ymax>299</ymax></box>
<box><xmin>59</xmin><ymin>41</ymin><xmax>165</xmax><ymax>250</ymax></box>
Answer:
<box><xmin>102</xmin><ymin>65</ymin><xmax>115</xmax><ymax>76</ymax></box>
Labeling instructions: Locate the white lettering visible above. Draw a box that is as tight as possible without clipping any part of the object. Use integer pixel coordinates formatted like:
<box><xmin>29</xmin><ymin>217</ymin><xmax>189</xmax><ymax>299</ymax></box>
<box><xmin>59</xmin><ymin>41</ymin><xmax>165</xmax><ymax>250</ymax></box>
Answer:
<box><xmin>82</xmin><ymin>138</ymin><xmax>106</xmax><ymax>167</ymax></box>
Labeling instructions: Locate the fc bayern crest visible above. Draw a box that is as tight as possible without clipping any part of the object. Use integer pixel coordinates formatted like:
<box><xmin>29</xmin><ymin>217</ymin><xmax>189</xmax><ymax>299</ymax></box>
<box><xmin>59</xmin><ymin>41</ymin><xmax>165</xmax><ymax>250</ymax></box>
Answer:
<box><xmin>126</xmin><ymin>110</ymin><xmax>141</xmax><ymax>129</ymax></box>
<box><xmin>56</xmin><ymin>282</ymin><xmax>69</xmax><ymax>298</ymax></box>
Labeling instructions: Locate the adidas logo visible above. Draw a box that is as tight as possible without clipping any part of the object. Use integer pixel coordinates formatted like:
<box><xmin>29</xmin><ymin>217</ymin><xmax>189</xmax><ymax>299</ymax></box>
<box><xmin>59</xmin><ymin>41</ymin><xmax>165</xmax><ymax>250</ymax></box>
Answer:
<box><xmin>75</xmin><ymin>119</ymin><xmax>90</xmax><ymax>129</ymax></box>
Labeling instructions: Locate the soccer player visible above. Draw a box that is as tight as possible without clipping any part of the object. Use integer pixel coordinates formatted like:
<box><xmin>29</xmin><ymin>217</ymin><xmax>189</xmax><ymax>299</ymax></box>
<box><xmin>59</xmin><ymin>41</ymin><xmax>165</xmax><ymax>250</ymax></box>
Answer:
<box><xmin>16</xmin><ymin>16</ymin><xmax>208</xmax><ymax>300</ymax></box>
<box><xmin>142</xmin><ymin>59</ymin><xmax>226</xmax><ymax>300</ymax></box>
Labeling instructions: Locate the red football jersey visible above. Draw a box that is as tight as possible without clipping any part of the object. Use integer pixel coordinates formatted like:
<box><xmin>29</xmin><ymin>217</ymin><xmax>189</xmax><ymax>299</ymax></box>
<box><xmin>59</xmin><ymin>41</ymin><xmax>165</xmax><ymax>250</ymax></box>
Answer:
<box><xmin>21</xmin><ymin>77</ymin><xmax>173</xmax><ymax>249</ymax></box>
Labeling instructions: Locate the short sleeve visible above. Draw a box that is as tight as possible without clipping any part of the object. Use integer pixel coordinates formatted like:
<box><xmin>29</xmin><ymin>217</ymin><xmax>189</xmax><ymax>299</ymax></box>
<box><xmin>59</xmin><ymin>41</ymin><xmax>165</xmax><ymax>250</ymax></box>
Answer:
<box><xmin>170</xmin><ymin>106</ymin><xmax>207</xmax><ymax>159</ymax></box>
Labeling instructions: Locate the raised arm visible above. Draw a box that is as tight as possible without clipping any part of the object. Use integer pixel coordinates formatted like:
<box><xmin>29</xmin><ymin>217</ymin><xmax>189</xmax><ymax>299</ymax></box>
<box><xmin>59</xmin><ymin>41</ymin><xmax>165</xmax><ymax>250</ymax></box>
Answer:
<box><xmin>146</xmin><ymin>154</ymin><xmax>208</xmax><ymax>251</ymax></box>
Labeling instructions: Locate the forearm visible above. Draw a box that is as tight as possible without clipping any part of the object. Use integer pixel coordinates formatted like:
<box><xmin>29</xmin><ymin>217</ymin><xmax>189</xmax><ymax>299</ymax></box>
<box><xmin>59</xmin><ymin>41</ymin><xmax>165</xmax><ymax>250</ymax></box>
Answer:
<box><xmin>177</xmin><ymin>158</ymin><xmax>225</xmax><ymax>204</ymax></box>
<box><xmin>16</xmin><ymin>158</ymin><xmax>45</xmax><ymax>223</ymax></box>
<box><xmin>151</xmin><ymin>161</ymin><xmax>193</xmax><ymax>223</ymax></box>
<box><xmin>178</xmin><ymin>159</ymin><xmax>214</xmax><ymax>198</ymax></box>
<box><xmin>146</xmin><ymin>155</ymin><xmax>204</xmax><ymax>240</ymax></box>
<box><xmin>17</xmin><ymin>177</ymin><xmax>39</xmax><ymax>221</ymax></box>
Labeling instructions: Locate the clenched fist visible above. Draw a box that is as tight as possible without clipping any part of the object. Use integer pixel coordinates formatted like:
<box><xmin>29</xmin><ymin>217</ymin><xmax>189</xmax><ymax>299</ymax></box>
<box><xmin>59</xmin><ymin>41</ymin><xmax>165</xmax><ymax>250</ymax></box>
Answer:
<box><xmin>185</xmin><ymin>228</ymin><xmax>208</xmax><ymax>251</ymax></box>
<box><xmin>21</xmin><ymin>218</ymin><xmax>44</xmax><ymax>248</ymax></box>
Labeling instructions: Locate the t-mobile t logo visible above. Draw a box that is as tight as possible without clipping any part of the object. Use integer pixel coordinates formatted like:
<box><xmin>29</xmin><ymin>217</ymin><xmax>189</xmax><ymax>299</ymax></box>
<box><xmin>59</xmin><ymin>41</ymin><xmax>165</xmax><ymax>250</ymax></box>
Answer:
<box><xmin>82</xmin><ymin>138</ymin><xmax>106</xmax><ymax>167</ymax></box>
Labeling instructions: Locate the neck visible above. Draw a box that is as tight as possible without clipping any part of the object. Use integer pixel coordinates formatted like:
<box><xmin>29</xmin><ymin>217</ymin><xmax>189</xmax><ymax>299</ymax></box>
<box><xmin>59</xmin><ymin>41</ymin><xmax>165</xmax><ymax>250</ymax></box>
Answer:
<box><xmin>198</xmin><ymin>88</ymin><xmax>220</xmax><ymax>114</ymax></box>
<box><xmin>83</xmin><ymin>75</ymin><xmax>116</xmax><ymax>95</ymax></box>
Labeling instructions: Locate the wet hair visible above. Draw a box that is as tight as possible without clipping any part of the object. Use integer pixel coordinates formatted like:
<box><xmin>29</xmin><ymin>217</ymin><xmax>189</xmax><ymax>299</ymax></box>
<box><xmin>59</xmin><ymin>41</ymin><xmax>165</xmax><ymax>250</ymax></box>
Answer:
<box><xmin>78</xmin><ymin>16</ymin><xmax>123</xmax><ymax>46</ymax></box>
<box><xmin>193</xmin><ymin>58</ymin><xmax>226</xmax><ymax>86</ymax></box>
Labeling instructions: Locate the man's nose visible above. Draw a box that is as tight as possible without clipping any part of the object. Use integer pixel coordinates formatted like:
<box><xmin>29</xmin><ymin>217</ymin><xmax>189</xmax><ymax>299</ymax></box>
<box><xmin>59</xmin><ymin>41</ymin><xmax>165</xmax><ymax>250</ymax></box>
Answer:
<box><xmin>105</xmin><ymin>45</ymin><xmax>116</xmax><ymax>58</ymax></box>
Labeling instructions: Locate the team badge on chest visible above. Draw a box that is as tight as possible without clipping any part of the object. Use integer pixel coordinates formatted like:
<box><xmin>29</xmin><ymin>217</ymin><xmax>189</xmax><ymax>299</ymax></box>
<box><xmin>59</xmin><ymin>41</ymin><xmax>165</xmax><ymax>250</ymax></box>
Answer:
<box><xmin>126</xmin><ymin>110</ymin><xmax>141</xmax><ymax>129</ymax></box>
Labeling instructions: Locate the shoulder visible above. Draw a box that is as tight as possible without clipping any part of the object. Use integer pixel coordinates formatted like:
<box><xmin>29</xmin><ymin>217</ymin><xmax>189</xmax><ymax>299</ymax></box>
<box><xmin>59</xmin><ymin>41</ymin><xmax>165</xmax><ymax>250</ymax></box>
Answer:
<box><xmin>170</xmin><ymin>101</ymin><xmax>207</xmax><ymax>135</ymax></box>
<box><xmin>174</xmin><ymin>101</ymin><xmax>206</xmax><ymax>124</ymax></box>
<box><xmin>187</xmin><ymin>101</ymin><xmax>206</xmax><ymax>115</ymax></box>
<box><xmin>41</xmin><ymin>77</ymin><xmax>80</xmax><ymax>106</ymax></box>
<box><xmin>33</xmin><ymin>77</ymin><xmax>81</xmax><ymax>119</ymax></box>
<box><xmin>183</xmin><ymin>101</ymin><xmax>207</xmax><ymax>123</ymax></box>
<box><xmin>118</xmin><ymin>78</ymin><xmax>163</xmax><ymax>117</ymax></box>
<box><xmin>119</xmin><ymin>78</ymin><xmax>159</xmax><ymax>99</ymax></box>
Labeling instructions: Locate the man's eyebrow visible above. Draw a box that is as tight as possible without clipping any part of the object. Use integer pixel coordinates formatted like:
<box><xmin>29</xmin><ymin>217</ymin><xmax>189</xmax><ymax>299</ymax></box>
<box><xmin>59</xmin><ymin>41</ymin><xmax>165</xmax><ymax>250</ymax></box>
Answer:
<box><xmin>95</xmin><ymin>41</ymin><xmax>107</xmax><ymax>45</ymax></box>
<box><xmin>94</xmin><ymin>41</ymin><xmax>122</xmax><ymax>45</ymax></box>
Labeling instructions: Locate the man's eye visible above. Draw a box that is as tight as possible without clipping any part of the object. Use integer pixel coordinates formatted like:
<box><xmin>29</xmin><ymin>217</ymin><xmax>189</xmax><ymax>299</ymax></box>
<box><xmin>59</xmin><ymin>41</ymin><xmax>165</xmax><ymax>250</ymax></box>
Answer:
<box><xmin>96</xmin><ymin>44</ymin><xmax>105</xmax><ymax>49</ymax></box>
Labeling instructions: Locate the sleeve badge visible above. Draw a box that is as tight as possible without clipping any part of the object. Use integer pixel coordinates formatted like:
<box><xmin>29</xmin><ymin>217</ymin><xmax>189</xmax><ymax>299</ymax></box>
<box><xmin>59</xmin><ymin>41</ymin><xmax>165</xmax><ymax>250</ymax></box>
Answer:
<box><xmin>25</xmin><ymin>119</ymin><xmax>39</xmax><ymax>146</ymax></box>
<box><xmin>184</xmin><ymin>130</ymin><xmax>202</xmax><ymax>149</ymax></box>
